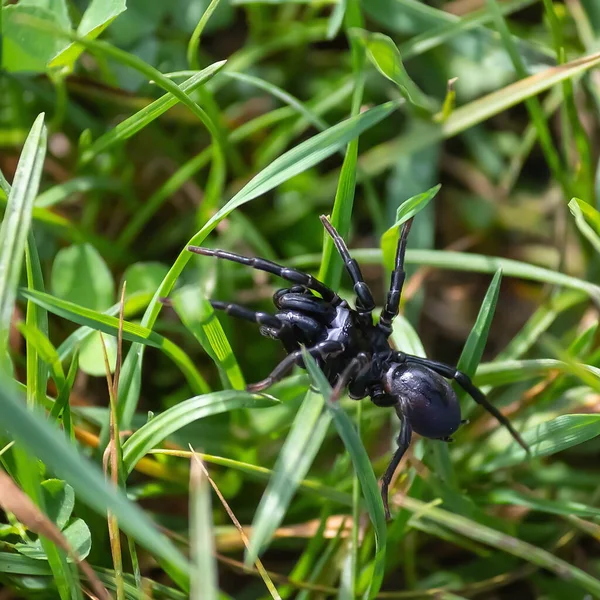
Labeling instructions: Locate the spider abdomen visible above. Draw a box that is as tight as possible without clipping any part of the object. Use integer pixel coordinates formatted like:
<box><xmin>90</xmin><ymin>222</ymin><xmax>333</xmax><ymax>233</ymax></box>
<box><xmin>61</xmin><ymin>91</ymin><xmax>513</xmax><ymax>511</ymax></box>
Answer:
<box><xmin>385</xmin><ymin>364</ymin><xmax>461</xmax><ymax>439</ymax></box>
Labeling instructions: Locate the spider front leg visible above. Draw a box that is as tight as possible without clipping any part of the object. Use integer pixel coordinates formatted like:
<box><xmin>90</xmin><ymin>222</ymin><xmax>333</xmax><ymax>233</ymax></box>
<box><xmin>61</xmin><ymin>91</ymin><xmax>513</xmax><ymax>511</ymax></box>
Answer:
<box><xmin>397</xmin><ymin>352</ymin><xmax>529</xmax><ymax>453</ymax></box>
<box><xmin>247</xmin><ymin>341</ymin><xmax>345</xmax><ymax>392</ymax></box>
<box><xmin>381</xmin><ymin>416</ymin><xmax>412</xmax><ymax>520</ymax></box>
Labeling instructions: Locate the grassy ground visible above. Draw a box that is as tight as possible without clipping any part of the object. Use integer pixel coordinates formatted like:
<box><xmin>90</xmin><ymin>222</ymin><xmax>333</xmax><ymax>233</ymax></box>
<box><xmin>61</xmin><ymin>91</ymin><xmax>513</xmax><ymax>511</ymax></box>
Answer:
<box><xmin>2</xmin><ymin>0</ymin><xmax>600</xmax><ymax>598</ymax></box>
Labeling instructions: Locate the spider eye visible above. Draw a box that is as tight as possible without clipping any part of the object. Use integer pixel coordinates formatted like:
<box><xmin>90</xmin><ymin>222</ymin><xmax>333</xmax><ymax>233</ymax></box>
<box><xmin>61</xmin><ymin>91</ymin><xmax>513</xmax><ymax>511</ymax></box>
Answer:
<box><xmin>386</xmin><ymin>364</ymin><xmax>461</xmax><ymax>440</ymax></box>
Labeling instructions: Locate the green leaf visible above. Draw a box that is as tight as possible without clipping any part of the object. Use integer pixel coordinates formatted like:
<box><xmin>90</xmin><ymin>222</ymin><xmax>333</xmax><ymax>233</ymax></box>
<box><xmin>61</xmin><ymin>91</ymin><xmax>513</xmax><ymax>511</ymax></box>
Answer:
<box><xmin>0</xmin><ymin>375</ymin><xmax>190</xmax><ymax>588</ymax></box>
<box><xmin>171</xmin><ymin>286</ymin><xmax>245</xmax><ymax>390</ymax></box>
<box><xmin>301</xmin><ymin>349</ymin><xmax>387</xmax><ymax>600</ymax></box>
<box><xmin>350</xmin><ymin>28</ymin><xmax>436</xmax><ymax>113</ymax></box>
<box><xmin>380</xmin><ymin>185</ymin><xmax>441</xmax><ymax>266</ymax></box>
<box><xmin>480</xmin><ymin>414</ymin><xmax>600</xmax><ymax>472</ymax></box>
<box><xmin>41</xmin><ymin>479</ymin><xmax>75</xmax><ymax>530</ymax></box>
<box><xmin>49</xmin><ymin>0</ymin><xmax>127</xmax><ymax>70</ymax></box>
<box><xmin>569</xmin><ymin>197</ymin><xmax>600</xmax><ymax>254</ymax></box>
<box><xmin>21</xmin><ymin>0</ymin><xmax>71</xmax><ymax>29</ymax></box>
<box><xmin>1</xmin><ymin>5</ymin><xmax>64</xmax><ymax>73</ymax></box>
<box><xmin>80</xmin><ymin>332</ymin><xmax>117</xmax><ymax>377</ymax></box>
<box><xmin>0</xmin><ymin>114</ymin><xmax>46</xmax><ymax>356</ymax></box>
<box><xmin>15</xmin><ymin>518</ymin><xmax>92</xmax><ymax>562</ymax></box>
<box><xmin>51</xmin><ymin>244</ymin><xmax>115</xmax><ymax>311</ymax></box>
<box><xmin>122</xmin><ymin>391</ymin><xmax>279</xmax><ymax>473</ymax></box>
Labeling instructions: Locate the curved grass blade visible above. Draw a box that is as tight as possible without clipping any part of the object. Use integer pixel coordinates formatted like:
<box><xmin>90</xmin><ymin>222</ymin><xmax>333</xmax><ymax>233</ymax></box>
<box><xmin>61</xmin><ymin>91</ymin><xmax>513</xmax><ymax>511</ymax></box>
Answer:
<box><xmin>0</xmin><ymin>375</ymin><xmax>191</xmax><ymax>589</ymax></box>
<box><xmin>171</xmin><ymin>287</ymin><xmax>245</xmax><ymax>390</ymax></box>
<box><xmin>80</xmin><ymin>61</ymin><xmax>226</xmax><ymax>165</ymax></box>
<box><xmin>122</xmin><ymin>391</ymin><xmax>278</xmax><ymax>474</ymax></box>
<box><xmin>380</xmin><ymin>185</ymin><xmax>441</xmax><ymax>264</ymax></box>
<box><xmin>479</xmin><ymin>414</ymin><xmax>600</xmax><ymax>472</ymax></box>
<box><xmin>301</xmin><ymin>349</ymin><xmax>386</xmax><ymax>600</ymax></box>
<box><xmin>0</xmin><ymin>113</ymin><xmax>46</xmax><ymax>356</ymax></box>
<box><xmin>569</xmin><ymin>197</ymin><xmax>600</xmax><ymax>254</ymax></box>
<box><xmin>484</xmin><ymin>488</ymin><xmax>600</xmax><ymax>519</ymax></box>
<box><xmin>20</xmin><ymin>289</ymin><xmax>210</xmax><ymax>394</ymax></box>
<box><xmin>397</xmin><ymin>494</ymin><xmax>600</xmax><ymax>597</ymax></box>
<box><xmin>291</xmin><ymin>248</ymin><xmax>600</xmax><ymax>303</ymax></box>
<box><xmin>245</xmin><ymin>388</ymin><xmax>331</xmax><ymax>565</ymax></box>
<box><xmin>350</xmin><ymin>28</ymin><xmax>436</xmax><ymax>113</ymax></box>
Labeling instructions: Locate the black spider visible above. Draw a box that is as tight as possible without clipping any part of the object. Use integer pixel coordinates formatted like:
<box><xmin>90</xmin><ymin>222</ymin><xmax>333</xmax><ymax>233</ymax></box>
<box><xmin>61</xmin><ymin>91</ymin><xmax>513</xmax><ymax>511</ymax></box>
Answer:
<box><xmin>188</xmin><ymin>215</ymin><xmax>529</xmax><ymax>519</ymax></box>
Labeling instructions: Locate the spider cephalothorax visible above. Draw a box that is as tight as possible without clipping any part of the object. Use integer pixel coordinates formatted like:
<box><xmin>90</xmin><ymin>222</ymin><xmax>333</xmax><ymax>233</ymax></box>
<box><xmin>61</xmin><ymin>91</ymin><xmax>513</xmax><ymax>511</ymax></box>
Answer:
<box><xmin>189</xmin><ymin>215</ymin><xmax>529</xmax><ymax>518</ymax></box>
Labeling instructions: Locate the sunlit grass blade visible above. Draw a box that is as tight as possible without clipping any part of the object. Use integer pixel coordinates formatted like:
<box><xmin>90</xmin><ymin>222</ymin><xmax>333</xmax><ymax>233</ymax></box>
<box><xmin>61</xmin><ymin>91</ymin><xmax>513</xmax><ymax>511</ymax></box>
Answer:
<box><xmin>380</xmin><ymin>185</ymin><xmax>441</xmax><ymax>265</ymax></box>
<box><xmin>0</xmin><ymin>113</ymin><xmax>46</xmax><ymax>356</ymax></box>
<box><xmin>351</xmin><ymin>28</ymin><xmax>436</xmax><ymax>113</ymax></box>
<box><xmin>396</xmin><ymin>494</ymin><xmax>600</xmax><ymax>597</ymax></box>
<box><xmin>301</xmin><ymin>349</ymin><xmax>387</xmax><ymax>600</ymax></box>
<box><xmin>245</xmin><ymin>388</ymin><xmax>331</xmax><ymax>565</ymax></box>
<box><xmin>21</xmin><ymin>288</ymin><xmax>210</xmax><ymax>394</ymax></box>
<box><xmin>0</xmin><ymin>375</ymin><xmax>191</xmax><ymax>589</ymax></box>
<box><xmin>171</xmin><ymin>287</ymin><xmax>245</xmax><ymax>390</ymax></box>
<box><xmin>291</xmin><ymin>248</ymin><xmax>600</xmax><ymax>302</ymax></box>
<box><xmin>122</xmin><ymin>391</ymin><xmax>279</xmax><ymax>474</ymax></box>
<box><xmin>484</xmin><ymin>487</ymin><xmax>600</xmax><ymax>519</ymax></box>
<box><xmin>189</xmin><ymin>454</ymin><xmax>218</xmax><ymax>600</ymax></box>
<box><xmin>457</xmin><ymin>269</ymin><xmax>502</xmax><ymax>392</ymax></box>
<box><xmin>478</xmin><ymin>414</ymin><xmax>600</xmax><ymax>472</ymax></box>
<box><xmin>569</xmin><ymin>197</ymin><xmax>600</xmax><ymax>253</ymax></box>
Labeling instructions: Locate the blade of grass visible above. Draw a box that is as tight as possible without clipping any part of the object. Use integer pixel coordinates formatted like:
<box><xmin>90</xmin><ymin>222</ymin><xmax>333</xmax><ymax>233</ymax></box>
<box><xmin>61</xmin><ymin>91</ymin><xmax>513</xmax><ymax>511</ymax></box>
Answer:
<box><xmin>0</xmin><ymin>373</ymin><xmax>191</xmax><ymax>589</ymax></box>
<box><xmin>569</xmin><ymin>197</ymin><xmax>600</xmax><ymax>253</ymax></box>
<box><xmin>302</xmin><ymin>349</ymin><xmax>387</xmax><ymax>600</ymax></box>
<box><xmin>189</xmin><ymin>453</ymin><xmax>218</xmax><ymax>600</ymax></box>
<box><xmin>291</xmin><ymin>248</ymin><xmax>600</xmax><ymax>302</ymax></box>
<box><xmin>122</xmin><ymin>391</ymin><xmax>279</xmax><ymax>474</ymax></box>
<box><xmin>0</xmin><ymin>113</ymin><xmax>46</xmax><ymax>358</ymax></box>
<box><xmin>171</xmin><ymin>287</ymin><xmax>245</xmax><ymax>390</ymax></box>
<box><xmin>20</xmin><ymin>288</ymin><xmax>210</xmax><ymax>394</ymax></box>
<box><xmin>80</xmin><ymin>61</ymin><xmax>226</xmax><ymax>165</ymax></box>
<box><xmin>245</xmin><ymin>388</ymin><xmax>332</xmax><ymax>565</ymax></box>
<box><xmin>396</xmin><ymin>494</ymin><xmax>600</xmax><ymax>597</ymax></box>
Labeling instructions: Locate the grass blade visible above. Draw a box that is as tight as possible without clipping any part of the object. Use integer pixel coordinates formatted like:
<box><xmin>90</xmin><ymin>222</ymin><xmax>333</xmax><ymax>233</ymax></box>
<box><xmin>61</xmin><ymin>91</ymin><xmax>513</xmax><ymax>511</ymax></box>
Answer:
<box><xmin>0</xmin><ymin>374</ymin><xmax>191</xmax><ymax>589</ymax></box>
<box><xmin>189</xmin><ymin>454</ymin><xmax>218</xmax><ymax>600</ymax></box>
<box><xmin>0</xmin><ymin>113</ymin><xmax>46</xmax><ymax>356</ymax></box>
<box><xmin>245</xmin><ymin>389</ymin><xmax>331</xmax><ymax>565</ymax></box>
<box><xmin>122</xmin><ymin>391</ymin><xmax>279</xmax><ymax>474</ymax></box>
<box><xmin>301</xmin><ymin>349</ymin><xmax>387</xmax><ymax>600</ymax></box>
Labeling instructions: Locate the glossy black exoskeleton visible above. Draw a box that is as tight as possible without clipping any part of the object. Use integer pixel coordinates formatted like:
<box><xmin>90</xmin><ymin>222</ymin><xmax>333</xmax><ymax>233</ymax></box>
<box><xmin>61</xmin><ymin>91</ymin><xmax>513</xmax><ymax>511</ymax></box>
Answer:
<box><xmin>188</xmin><ymin>215</ymin><xmax>529</xmax><ymax>519</ymax></box>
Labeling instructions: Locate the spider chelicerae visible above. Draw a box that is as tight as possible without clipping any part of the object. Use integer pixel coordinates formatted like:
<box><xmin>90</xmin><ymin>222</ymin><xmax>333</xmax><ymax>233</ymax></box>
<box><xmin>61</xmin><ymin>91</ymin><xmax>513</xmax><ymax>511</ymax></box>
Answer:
<box><xmin>188</xmin><ymin>214</ymin><xmax>529</xmax><ymax>518</ymax></box>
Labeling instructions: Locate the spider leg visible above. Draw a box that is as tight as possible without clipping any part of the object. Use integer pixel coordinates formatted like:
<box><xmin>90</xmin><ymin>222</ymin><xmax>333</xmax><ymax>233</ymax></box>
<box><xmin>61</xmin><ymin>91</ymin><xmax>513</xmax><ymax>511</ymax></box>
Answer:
<box><xmin>330</xmin><ymin>353</ymin><xmax>371</xmax><ymax>402</ymax></box>
<box><xmin>210</xmin><ymin>300</ymin><xmax>282</xmax><ymax>329</ymax></box>
<box><xmin>275</xmin><ymin>293</ymin><xmax>337</xmax><ymax>321</ymax></box>
<box><xmin>188</xmin><ymin>247</ymin><xmax>340</xmax><ymax>304</ymax></box>
<box><xmin>247</xmin><ymin>341</ymin><xmax>345</xmax><ymax>392</ymax></box>
<box><xmin>381</xmin><ymin>417</ymin><xmax>412</xmax><ymax>520</ymax></box>
<box><xmin>319</xmin><ymin>216</ymin><xmax>376</xmax><ymax>319</ymax></box>
<box><xmin>378</xmin><ymin>217</ymin><xmax>414</xmax><ymax>336</ymax></box>
<box><xmin>396</xmin><ymin>352</ymin><xmax>529</xmax><ymax>453</ymax></box>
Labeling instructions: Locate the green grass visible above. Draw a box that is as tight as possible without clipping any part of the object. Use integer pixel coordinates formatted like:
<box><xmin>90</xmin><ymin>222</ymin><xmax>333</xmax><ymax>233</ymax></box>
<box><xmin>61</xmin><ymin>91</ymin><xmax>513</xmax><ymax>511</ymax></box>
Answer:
<box><xmin>2</xmin><ymin>0</ymin><xmax>600</xmax><ymax>598</ymax></box>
